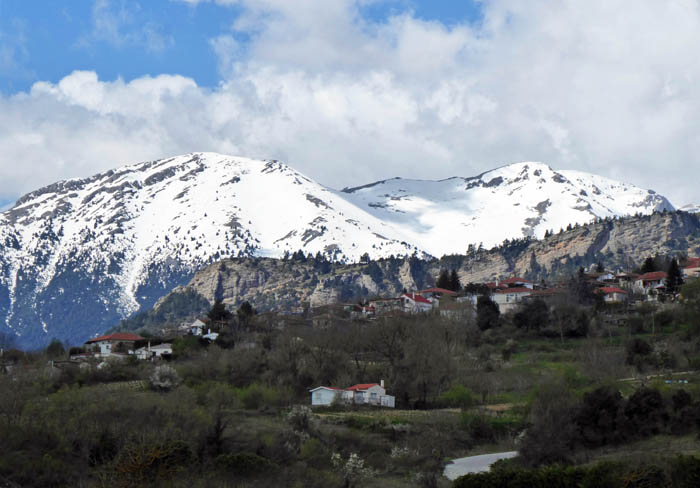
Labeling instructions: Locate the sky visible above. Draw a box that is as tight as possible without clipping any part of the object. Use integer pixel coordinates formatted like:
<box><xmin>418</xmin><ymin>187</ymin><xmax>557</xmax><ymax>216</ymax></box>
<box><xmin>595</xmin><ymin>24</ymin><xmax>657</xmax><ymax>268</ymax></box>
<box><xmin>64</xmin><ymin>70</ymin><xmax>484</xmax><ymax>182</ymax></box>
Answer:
<box><xmin>0</xmin><ymin>0</ymin><xmax>699</xmax><ymax>209</ymax></box>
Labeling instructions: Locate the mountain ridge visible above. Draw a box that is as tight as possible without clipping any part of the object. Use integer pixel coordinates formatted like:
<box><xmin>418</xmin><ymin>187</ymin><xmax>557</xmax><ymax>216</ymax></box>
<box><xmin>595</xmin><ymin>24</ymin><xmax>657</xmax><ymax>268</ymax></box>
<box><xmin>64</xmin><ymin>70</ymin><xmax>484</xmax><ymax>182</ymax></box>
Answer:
<box><xmin>0</xmin><ymin>152</ymin><xmax>677</xmax><ymax>347</ymax></box>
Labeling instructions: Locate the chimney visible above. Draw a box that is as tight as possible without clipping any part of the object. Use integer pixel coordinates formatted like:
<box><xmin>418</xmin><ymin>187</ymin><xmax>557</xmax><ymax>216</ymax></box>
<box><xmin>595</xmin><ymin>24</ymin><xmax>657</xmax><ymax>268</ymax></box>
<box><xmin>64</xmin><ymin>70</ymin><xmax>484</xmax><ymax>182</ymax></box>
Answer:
<box><xmin>380</xmin><ymin>379</ymin><xmax>385</xmax><ymax>389</ymax></box>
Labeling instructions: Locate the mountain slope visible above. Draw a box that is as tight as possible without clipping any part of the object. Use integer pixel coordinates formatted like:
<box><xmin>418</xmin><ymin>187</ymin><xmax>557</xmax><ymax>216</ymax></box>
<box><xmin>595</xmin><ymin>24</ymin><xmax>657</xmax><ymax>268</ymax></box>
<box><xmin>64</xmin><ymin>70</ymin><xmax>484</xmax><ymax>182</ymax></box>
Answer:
<box><xmin>0</xmin><ymin>153</ymin><xmax>676</xmax><ymax>348</ymax></box>
<box><xmin>128</xmin><ymin>211</ymin><xmax>700</xmax><ymax>332</ymax></box>
<box><xmin>341</xmin><ymin>162</ymin><xmax>673</xmax><ymax>255</ymax></box>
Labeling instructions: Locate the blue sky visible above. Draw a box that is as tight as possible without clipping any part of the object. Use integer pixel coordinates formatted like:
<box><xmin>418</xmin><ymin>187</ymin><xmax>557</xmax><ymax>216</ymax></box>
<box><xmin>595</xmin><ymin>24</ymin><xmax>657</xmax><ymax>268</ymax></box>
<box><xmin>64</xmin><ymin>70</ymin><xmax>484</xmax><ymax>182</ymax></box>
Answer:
<box><xmin>0</xmin><ymin>0</ymin><xmax>482</xmax><ymax>94</ymax></box>
<box><xmin>0</xmin><ymin>0</ymin><xmax>699</xmax><ymax>208</ymax></box>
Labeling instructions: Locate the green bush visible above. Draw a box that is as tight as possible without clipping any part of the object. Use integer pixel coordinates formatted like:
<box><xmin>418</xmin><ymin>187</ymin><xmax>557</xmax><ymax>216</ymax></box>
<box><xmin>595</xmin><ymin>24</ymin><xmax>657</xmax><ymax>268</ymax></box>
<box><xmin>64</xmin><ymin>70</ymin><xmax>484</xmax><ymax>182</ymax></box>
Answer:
<box><xmin>439</xmin><ymin>385</ymin><xmax>476</xmax><ymax>408</ymax></box>
<box><xmin>236</xmin><ymin>383</ymin><xmax>291</xmax><ymax>410</ymax></box>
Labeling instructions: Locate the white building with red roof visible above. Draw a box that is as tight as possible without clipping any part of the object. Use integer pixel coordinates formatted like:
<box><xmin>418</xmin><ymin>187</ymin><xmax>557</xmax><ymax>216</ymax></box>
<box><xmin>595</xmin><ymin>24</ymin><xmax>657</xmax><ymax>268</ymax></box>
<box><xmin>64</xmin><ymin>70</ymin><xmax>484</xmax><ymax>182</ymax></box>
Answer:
<box><xmin>595</xmin><ymin>286</ymin><xmax>628</xmax><ymax>303</ymax></box>
<box><xmin>492</xmin><ymin>287</ymin><xmax>532</xmax><ymax>312</ymax></box>
<box><xmin>84</xmin><ymin>332</ymin><xmax>145</xmax><ymax>357</ymax></box>
<box><xmin>310</xmin><ymin>380</ymin><xmax>395</xmax><ymax>407</ymax></box>
<box><xmin>401</xmin><ymin>293</ymin><xmax>433</xmax><ymax>313</ymax></box>
<box><xmin>683</xmin><ymin>258</ymin><xmax>700</xmax><ymax>280</ymax></box>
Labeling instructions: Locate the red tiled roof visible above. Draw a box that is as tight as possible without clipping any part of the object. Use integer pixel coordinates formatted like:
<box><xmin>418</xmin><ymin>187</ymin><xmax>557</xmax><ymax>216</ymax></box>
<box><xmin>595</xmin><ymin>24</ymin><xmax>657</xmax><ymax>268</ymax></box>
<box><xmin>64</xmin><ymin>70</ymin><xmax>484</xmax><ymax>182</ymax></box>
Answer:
<box><xmin>346</xmin><ymin>383</ymin><xmax>379</xmax><ymax>391</ymax></box>
<box><xmin>597</xmin><ymin>287</ymin><xmax>628</xmax><ymax>295</ymax></box>
<box><xmin>501</xmin><ymin>277</ymin><xmax>533</xmax><ymax>284</ymax></box>
<box><xmin>494</xmin><ymin>287</ymin><xmax>532</xmax><ymax>294</ymax></box>
<box><xmin>420</xmin><ymin>287</ymin><xmax>457</xmax><ymax>296</ymax></box>
<box><xmin>638</xmin><ymin>271</ymin><xmax>668</xmax><ymax>281</ymax></box>
<box><xmin>403</xmin><ymin>293</ymin><xmax>431</xmax><ymax>304</ymax></box>
<box><xmin>486</xmin><ymin>282</ymin><xmax>505</xmax><ymax>289</ymax></box>
<box><xmin>85</xmin><ymin>332</ymin><xmax>145</xmax><ymax>344</ymax></box>
<box><xmin>684</xmin><ymin>258</ymin><xmax>700</xmax><ymax>269</ymax></box>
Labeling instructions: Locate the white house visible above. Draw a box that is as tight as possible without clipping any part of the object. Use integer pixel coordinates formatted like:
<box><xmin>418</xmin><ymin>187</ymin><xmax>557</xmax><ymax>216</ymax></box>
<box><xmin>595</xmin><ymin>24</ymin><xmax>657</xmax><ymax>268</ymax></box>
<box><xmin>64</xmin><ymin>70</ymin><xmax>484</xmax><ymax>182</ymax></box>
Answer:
<box><xmin>634</xmin><ymin>271</ymin><xmax>668</xmax><ymax>294</ymax></box>
<box><xmin>309</xmin><ymin>386</ymin><xmax>353</xmax><ymax>406</ymax></box>
<box><xmin>596</xmin><ymin>286</ymin><xmax>628</xmax><ymax>304</ymax></box>
<box><xmin>683</xmin><ymin>258</ymin><xmax>700</xmax><ymax>280</ymax></box>
<box><xmin>401</xmin><ymin>293</ymin><xmax>433</xmax><ymax>313</ymax></box>
<box><xmin>347</xmin><ymin>382</ymin><xmax>395</xmax><ymax>407</ymax></box>
<box><xmin>492</xmin><ymin>287</ymin><xmax>532</xmax><ymax>312</ymax></box>
<box><xmin>189</xmin><ymin>318</ymin><xmax>210</xmax><ymax>336</ymax></box>
<box><xmin>84</xmin><ymin>333</ymin><xmax>144</xmax><ymax>357</ymax></box>
<box><xmin>134</xmin><ymin>342</ymin><xmax>173</xmax><ymax>360</ymax></box>
<box><xmin>310</xmin><ymin>380</ymin><xmax>395</xmax><ymax>408</ymax></box>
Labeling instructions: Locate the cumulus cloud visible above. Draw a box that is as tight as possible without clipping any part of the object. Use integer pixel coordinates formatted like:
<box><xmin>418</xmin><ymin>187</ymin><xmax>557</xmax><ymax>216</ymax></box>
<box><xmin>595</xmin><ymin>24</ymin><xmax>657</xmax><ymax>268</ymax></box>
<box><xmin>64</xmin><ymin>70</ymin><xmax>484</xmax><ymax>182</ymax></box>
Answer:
<box><xmin>2</xmin><ymin>0</ymin><xmax>700</xmax><ymax>206</ymax></box>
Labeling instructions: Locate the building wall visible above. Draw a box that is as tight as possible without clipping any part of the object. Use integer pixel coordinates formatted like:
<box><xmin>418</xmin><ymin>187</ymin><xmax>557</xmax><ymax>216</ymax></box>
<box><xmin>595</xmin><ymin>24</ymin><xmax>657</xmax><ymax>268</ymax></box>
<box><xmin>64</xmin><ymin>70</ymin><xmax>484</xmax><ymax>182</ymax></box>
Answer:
<box><xmin>311</xmin><ymin>389</ymin><xmax>337</xmax><ymax>406</ymax></box>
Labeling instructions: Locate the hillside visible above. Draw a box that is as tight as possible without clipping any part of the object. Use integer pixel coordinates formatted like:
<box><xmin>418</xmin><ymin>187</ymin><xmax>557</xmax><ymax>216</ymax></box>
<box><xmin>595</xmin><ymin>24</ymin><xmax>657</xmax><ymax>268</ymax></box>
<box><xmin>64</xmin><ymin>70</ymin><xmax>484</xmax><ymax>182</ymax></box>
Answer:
<box><xmin>136</xmin><ymin>211</ymin><xmax>700</xmax><ymax>326</ymax></box>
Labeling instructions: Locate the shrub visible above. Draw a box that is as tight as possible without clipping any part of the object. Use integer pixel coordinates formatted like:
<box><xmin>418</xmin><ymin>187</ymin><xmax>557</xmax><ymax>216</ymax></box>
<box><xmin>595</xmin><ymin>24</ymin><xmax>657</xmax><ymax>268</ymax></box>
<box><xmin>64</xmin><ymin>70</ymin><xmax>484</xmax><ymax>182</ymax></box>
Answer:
<box><xmin>215</xmin><ymin>452</ymin><xmax>275</xmax><ymax>476</ymax></box>
<box><xmin>236</xmin><ymin>384</ymin><xmax>291</xmax><ymax>410</ymax></box>
<box><xmin>111</xmin><ymin>440</ymin><xmax>192</xmax><ymax>484</ymax></box>
<box><xmin>439</xmin><ymin>385</ymin><xmax>475</xmax><ymax>408</ymax></box>
<box><xmin>149</xmin><ymin>365</ymin><xmax>182</xmax><ymax>391</ymax></box>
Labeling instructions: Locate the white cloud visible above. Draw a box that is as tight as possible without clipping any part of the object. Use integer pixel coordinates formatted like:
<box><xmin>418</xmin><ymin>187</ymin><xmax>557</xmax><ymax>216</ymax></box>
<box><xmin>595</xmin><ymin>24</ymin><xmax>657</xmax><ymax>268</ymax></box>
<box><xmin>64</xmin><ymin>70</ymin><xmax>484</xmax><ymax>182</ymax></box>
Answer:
<box><xmin>2</xmin><ymin>0</ymin><xmax>700</xmax><ymax>207</ymax></box>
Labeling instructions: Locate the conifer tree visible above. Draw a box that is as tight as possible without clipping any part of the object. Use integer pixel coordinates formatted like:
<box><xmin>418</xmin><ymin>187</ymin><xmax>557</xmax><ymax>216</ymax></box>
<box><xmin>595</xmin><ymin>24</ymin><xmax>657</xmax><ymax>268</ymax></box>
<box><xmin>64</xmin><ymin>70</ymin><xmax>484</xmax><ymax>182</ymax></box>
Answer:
<box><xmin>436</xmin><ymin>269</ymin><xmax>451</xmax><ymax>289</ymax></box>
<box><xmin>666</xmin><ymin>258</ymin><xmax>684</xmax><ymax>294</ymax></box>
<box><xmin>449</xmin><ymin>269</ymin><xmax>461</xmax><ymax>292</ymax></box>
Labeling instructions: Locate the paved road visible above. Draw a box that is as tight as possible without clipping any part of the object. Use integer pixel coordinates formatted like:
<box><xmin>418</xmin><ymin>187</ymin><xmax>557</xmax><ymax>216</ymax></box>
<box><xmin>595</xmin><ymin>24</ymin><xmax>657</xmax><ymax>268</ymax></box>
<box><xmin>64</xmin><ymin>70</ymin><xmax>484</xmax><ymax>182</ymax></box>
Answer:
<box><xmin>443</xmin><ymin>451</ymin><xmax>518</xmax><ymax>480</ymax></box>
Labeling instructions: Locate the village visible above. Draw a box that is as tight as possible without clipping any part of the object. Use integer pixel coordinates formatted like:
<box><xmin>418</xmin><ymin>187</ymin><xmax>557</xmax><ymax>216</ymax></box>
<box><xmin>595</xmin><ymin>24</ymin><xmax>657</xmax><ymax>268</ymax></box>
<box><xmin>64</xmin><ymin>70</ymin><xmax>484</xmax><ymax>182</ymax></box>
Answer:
<box><xmin>40</xmin><ymin>255</ymin><xmax>699</xmax><ymax>410</ymax></box>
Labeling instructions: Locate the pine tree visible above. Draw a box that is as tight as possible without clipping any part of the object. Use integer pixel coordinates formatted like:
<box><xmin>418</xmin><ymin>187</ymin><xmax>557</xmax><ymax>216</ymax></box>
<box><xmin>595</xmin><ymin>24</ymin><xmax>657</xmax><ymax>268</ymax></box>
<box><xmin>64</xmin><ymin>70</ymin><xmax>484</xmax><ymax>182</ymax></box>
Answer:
<box><xmin>640</xmin><ymin>257</ymin><xmax>656</xmax><ymax>274</ymax></box>
<box><xmin>666</xmin><ymin>258</ymin><xmax>683</xmax><ymax>295</ymax></box>
<box><xmin>208</xmin><ymin>299</ymin><xmax>232</xmax><ymax>322</ymax></box>
<box><xmin>449</xmin><ymin>269</ymin><xmax>461</xmax><ymax>292</ymax></box>
<box><xmin>436</xmin><ymin>269</ymin><xmax>451</xmax><ymax>289</ymax></box>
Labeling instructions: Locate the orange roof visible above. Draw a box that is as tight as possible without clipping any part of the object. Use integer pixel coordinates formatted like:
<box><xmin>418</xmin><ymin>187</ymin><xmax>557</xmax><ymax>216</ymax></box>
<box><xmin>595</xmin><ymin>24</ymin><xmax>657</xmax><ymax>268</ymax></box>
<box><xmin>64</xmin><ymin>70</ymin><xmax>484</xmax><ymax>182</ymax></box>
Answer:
<box><xmin>597</xmin><ymin>287</ymin><xmax>628</xmax><ymax>295</ymax></box>
<box><xmin>346</xmin><ymin>383</ymin><xmax>379</xmax><ymax>391</ymax></box>
<box><xmin>501</xmin><ymin>277</ymin><xmax>533</xmax><ymax>284</ymax></box>
<box><xmin>85</xmin><ymin>332</ymin><xmax>145</xmax><ymax>344</ymax></box>
<box><xmin>638</xmin><ymin>271</ymin><xmax>668</xmax><ymax>281</ymax></box>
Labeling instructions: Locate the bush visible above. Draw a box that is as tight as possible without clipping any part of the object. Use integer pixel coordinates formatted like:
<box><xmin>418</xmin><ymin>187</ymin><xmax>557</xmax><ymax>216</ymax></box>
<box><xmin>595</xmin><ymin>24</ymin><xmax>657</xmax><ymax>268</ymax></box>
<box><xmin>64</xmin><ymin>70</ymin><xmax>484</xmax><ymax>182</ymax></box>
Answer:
<box><xmin>149</xmin><ymin>365</ymin><xmax>182</xmax><ymax>391</ymax></box>
<box><xmin>236</xmin><ymin>384</ymin><xmax>290</xmax><ymax>410</ymax></box>
<box><xmin>439</xmin><ymin>385</ymin><xmax>475</xmax><ymax>408</ymax></box>
<box><xmin>215</xmin><ymin>452</ymin><xmax>275</xmax><ymax>476</ymax></box>
<box><xmin>111</xmin><ymin>440</ymin><xmax>192</xmax><ymax>484</ymax></box>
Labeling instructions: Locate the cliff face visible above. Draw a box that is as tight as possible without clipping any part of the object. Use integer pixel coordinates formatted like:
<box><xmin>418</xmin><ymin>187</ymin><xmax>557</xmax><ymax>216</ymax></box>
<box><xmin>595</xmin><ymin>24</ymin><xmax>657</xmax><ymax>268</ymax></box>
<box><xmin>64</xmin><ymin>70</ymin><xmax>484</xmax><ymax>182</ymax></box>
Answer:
<box><xmin>170</xmin><ymin>212</ymin><xmax>700</xmax><ymax>313</ymax></box>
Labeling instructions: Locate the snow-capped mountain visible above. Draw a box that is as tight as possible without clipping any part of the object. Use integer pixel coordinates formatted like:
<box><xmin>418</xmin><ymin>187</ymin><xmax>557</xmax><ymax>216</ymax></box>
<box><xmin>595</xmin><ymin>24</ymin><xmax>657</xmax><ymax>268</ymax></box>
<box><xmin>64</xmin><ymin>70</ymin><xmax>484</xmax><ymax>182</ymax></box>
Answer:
<box><xmin>680</xmin><ymin>204</ymin><xmax>700</xmax><ymax>214</ymax></box>
<box><xmin>341</xmin><ymin>162</ymin><xmax>673</xmax><ymax>256</ymax></box>
<box><xmin>0</xmin><ymin>153</ymin><xmax>674</xmax><ymax>348</ymax></box>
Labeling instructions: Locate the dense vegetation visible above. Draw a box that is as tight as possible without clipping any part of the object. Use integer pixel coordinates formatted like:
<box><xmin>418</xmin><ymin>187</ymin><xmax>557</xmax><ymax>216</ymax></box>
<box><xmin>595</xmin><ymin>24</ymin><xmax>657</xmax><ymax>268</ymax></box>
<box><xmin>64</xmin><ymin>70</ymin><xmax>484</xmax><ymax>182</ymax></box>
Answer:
<box><xmin>1</xmin><ymin>271</ymin><xmax>700</xmax><ymax>486</ymax></box>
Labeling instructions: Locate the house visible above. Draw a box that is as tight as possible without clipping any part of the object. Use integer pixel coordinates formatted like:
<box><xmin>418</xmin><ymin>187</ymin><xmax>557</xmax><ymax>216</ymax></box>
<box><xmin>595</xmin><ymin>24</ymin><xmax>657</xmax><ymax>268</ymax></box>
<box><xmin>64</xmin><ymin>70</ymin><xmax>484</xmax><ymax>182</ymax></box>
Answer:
<box><xmin>616</xmin><ymin>272</ymin><xmax>640</xmax><ymax>289</ymax></box>
<box><xmin>134</xmin><ymin>342</ymin><xmax>173</xmax><ymax>360</ymax></box>
<box><xmin>500</xmin><ymin>277</ymin><xmax>535</xmax><ymax>289</ymax></box>
<box><xmin>369</xmin><ymin>298</ymin><xmax>402</xmax><ymax>314</ymax></box>
<box><xmin>683</xmin><ymin>258</ymin><xmax>700</xmax><ymax>280</ymax></box>
<box><xmin>634</xmin><ymin>271</ymin><xmax>668</xmax><ymax>295</ymax></box>
<box><xmin>595</xmin><ymin>286</ymin><xmax>628</xmax><ymax>304</ymax></box>
<box><xmin>189</xmin><ymin>318</ymin><xmax>211</xmax><ymax>336</ymax></box>
<box><xmin>84</xmin><ymin>332</ymin><xmax>145</xmax><ymax>357</ymax></box>
<box><xmin>347</xmin><ymin>382</ymin><xmax>395</xmax><ymax>407</ymax></box>
<box><xmin>309</xmin><ymin>387</ymin><xmax>353</xmax><ymax>406</ymax></box>
<box><xmin>492</xmin><ymin>287</ymin><xmax>532</xmax><ymax>312</ymax></box>
<box><xmin>401</xmin><ymin>293</ymin><xmax>433</xmax><ymax>313</ymax></box>
<box><xmin>310</xmin><ymin>380</ymin><xmax>395</xmax><ymax>408</ymax></box>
